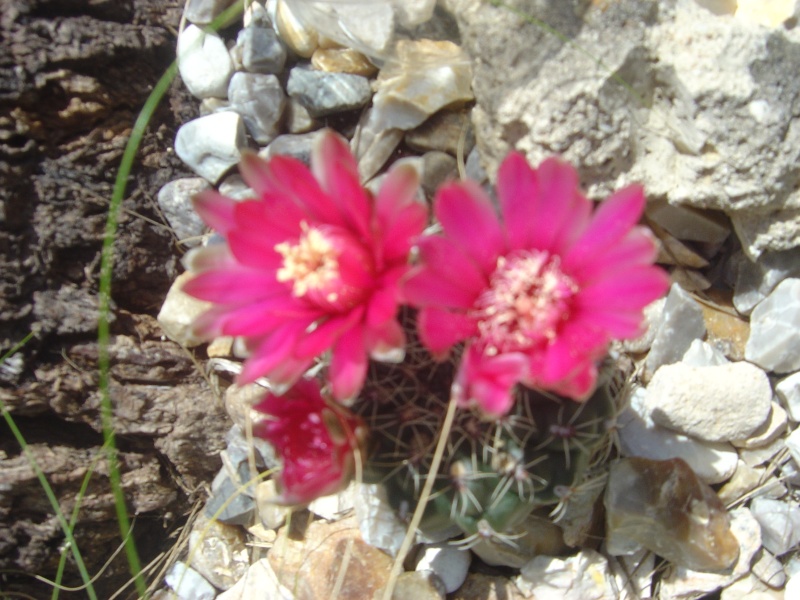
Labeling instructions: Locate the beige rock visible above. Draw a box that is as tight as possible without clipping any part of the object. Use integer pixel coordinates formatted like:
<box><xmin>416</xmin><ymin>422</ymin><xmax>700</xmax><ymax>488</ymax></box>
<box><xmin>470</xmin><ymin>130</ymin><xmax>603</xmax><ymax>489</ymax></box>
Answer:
<box><xmin>256</xmin><ymin>480</ymin><xmax>291</xmax><ymax>530</ymax></box>
<box><xmin>370</xmin><ymin>40</ymin><xmax>473</xmax><ymax>132</ymax></box>
<box><xmin>207</xmin><ymin>336</ymin><xmax>234</xmax><ymax>358</ymax></box>
<box><xmin>405</xmin><ymin>109</ymin><xmax>475</xmax><ymax>157</ymax></box>
<box><xmin>269</xmin><ymin>514</ymin><xmax>393</xmax><ymax>600</ymax></box>
<box><xmin>275</xmin><ymin>0</ymin><xmax>318</xmax><ymax>58</ymax></box>
<box><xmin>732</xmin><ymin>402</ymin><xmax>788</xmax><ymax>449</ymax></box>
<box><xmin>701</xmin><ymin>301</ymin><xmax>751</xmax><ymax>361</ymax></box>
<box><xmin>311</xmin><ymin>48</ymin><xmax>377</xmax><ymax>76</ymax></box>
<box><xmin>450</xmin><ymin>573</ymin><xmax>528</xmax><ymax>600</ymax></box>
<box><xmin>605</xmin><ymin>457</ymin><xmax>739</xmax><ymax>572</ymax></box>
<box><xmin>216</xmin><ymin>558</ymin><xmax>294</xmax><ymax>600</ymax></box>
<box><xmin>188</xmin><ymin>513</ymin><xmax>250</xmax><ymax>590</ymax></box>
<box><xmin>392</xmin><ymin>571</ymin><xmax>446</xmax><ymax>600</ymax></box>
<box><xmin>736</xmin><ymin>0</ymin><xmax>799</xmax><ymax>27</ymax></box>
<box><xmin>157</xmin><ymin>272</ymin><xmax>212</xmax><ymax>347</ymax></box>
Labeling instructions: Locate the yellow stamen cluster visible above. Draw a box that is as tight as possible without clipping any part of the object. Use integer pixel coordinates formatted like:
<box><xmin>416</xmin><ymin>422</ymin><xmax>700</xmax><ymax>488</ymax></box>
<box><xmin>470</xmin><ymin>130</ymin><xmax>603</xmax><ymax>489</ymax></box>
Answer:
<box><xmin>275</xmin><ymin>224</ymin><xmax>339</xmax><ymax>298</ymax></box>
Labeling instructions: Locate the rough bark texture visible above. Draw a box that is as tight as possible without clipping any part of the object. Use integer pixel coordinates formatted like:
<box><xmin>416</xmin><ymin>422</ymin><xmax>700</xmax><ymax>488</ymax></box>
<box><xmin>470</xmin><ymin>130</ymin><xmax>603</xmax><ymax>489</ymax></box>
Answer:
<box><xmin>0</xmin><ymin>1</ymin><xmax>229</xmax><ymax>597</ymax></box>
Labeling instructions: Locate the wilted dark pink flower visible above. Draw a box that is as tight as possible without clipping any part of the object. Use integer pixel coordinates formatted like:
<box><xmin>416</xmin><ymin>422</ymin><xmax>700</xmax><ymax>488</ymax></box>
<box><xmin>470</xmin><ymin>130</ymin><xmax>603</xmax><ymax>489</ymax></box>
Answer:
<box><xmin>404</xmin><ymin>154</ymin><xmax>669</xmax><ymax>416</ymax></box>
<box><xmin>183</xmin><ymin>129</ymin><xmax>426</xmax><ymax>401</ymax></box>
<box><xmin>252</xmin><ymin>378</ymin><xmax>364</xmax><ymax>505</ymax></box>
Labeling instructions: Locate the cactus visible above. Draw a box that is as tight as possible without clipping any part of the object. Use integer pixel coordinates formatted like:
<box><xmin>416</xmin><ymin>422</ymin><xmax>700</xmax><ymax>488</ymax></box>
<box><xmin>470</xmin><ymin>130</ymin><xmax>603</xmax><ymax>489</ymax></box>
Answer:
<box><xmin>353</xmin><ymin>310</ymin><xmax>622</xmax><ymax>545</ymax></box>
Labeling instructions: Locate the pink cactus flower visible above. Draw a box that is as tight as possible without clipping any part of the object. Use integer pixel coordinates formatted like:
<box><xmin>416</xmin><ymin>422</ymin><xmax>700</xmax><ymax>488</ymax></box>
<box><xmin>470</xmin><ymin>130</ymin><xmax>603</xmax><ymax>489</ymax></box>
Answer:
<box><xmin>252</xmin><ymin>378</ymin><xmax>364</xmax><ymax>505</ymax></box>
<box><xmin>404</xmin><ymin>154</ymin><xmax>669</xmax><ymax>416</ymax></box>
<box><xmin>183</xmin><ymin>129</ymin><xmax>427</xmax><ymax>401</ymax></box>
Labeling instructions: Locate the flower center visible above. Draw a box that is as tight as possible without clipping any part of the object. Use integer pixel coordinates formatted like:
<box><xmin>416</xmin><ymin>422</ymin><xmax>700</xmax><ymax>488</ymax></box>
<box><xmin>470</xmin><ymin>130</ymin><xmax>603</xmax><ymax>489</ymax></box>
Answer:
<box><xmin>474</xmin><ymin>250</ymin><xmax>577</xmax><ymax>355</ymax></box>
<box><xmin>275</xmin><ymin>224</ymin><xmax>340</xmax><ymax>300</ymax></box>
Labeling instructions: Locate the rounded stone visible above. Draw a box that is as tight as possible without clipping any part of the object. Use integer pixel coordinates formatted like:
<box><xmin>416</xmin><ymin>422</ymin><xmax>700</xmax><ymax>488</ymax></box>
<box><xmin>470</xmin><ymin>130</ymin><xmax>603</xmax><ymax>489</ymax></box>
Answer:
<box><xmin>746</xmin><ymin>278</ymin><xmax>800</xmax><ymax>373</ymax></box>
<box><xmin>645</xmin><ymin>361</ymin><xmax>773</xmax><ymax>443</ymax></box>
<box><xmin>177</xmin><ymin>25</ymin><xmax>235</xmax><ymax>99</ymax></box>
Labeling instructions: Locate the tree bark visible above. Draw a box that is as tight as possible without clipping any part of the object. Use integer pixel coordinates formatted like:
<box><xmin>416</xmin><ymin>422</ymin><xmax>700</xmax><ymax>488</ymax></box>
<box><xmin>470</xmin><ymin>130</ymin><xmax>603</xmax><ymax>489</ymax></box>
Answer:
<box><xmin>0</xmin><ymin>1</ymin><xmax>228</xmax><ymax>596</ymax></box>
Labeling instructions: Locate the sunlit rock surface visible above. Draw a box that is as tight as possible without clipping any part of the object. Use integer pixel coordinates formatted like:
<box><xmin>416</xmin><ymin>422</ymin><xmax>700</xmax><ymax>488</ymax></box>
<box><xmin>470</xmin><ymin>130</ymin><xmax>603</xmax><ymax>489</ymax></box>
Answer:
<box><xmin>605</xmin><ymin>457</ymin><xmax>739</xmax><ymax>572</ymax></box>
<box><xmin>745</xmin><ymin>278</ymin><xmax>800</xmax><ymax>373</ymax></box>
<box><xmin>369</xmin><ymin>39</ymin><xmax>473</xmax><ymax>132</ymax></box>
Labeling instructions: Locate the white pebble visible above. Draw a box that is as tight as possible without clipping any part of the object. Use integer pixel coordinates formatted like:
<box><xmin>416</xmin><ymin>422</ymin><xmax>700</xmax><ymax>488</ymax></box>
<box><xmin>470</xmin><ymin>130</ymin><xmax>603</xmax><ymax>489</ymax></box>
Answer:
<box><xmin>746</xmin><ymin>278</ymin><xmax>800</xmax><ymax>373</ymax></box>
<box><xmin>175</xmin><ymin>112</ymin><xmax>247</xmax><ymax>184</ymax></box>
<box><xmin>776</xmin><ymin>371</ymin><xmax>800</xmax><ymax>422</ymax></box>
<box><xmin>750</xmin><ymin>497</ymin><xmax>800</xmax><ymax>556</ymax></box>
<box><xmin>165</xmin><ymin>561</ymin><xmax>216</xmax><ymax>600</ymax></box>
<box><xmin>415</xmin><ymin>543</ymin><xmax>471</xmax><ymax>594</ymax></box>
<box><xmin>645</xmin><ymin>361</ymin><xmax>772</xmax><ymax>443</ymax></box>
<box><xmin>178</xmin><ymin>25</ymin><xmax>235</xmax><ymax>99</ymax></box>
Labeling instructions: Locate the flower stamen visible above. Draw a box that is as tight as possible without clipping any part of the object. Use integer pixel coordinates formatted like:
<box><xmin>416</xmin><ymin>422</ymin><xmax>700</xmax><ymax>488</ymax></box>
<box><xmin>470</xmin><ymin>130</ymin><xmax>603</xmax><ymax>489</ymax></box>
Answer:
<box><xmin>275</xmin><ymin>223</ymin><xmax>340</xmax><ymax>299</ymax></box>
<box><xmin>474</xmin><ymin>250</ymin><xmax>578</xmax><ymax>355</ymax></box>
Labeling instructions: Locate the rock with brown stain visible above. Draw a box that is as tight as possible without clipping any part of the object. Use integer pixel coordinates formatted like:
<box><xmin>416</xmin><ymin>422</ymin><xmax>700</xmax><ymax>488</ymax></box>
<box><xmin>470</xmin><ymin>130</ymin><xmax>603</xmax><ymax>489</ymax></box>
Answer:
<box><xmin>605</xmin><ymin>457</ymin><xmax>739</xmax><ymax>572</ymax></box>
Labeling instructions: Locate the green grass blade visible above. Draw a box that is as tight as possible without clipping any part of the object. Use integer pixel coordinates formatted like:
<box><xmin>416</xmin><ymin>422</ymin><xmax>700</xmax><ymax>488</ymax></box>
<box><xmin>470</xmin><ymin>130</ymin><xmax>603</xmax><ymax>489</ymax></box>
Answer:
<box><xmin>98</xmin><ymin>5</ymin><xmax>244</xmax><ymax>597</ymax></box>
<box><xmin>0</xmin><ymin>334</ymin><xmax>98</xmax><ymax>600</ymax></box>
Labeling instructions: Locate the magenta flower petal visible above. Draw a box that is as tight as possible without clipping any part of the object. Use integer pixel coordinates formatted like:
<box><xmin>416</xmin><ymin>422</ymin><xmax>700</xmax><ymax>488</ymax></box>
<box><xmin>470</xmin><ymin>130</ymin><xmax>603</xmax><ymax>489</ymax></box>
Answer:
<box><xmin>227</xmin><ymin>228</ymin><xmax>284</xmax><ymax>270</ymax></box>
<box><xmin>312</xmin><ymin>131</ymin><xmax>371</xmax><ymax>239</ymax></box>
<box><xmin>577</xmin><ymin>266</ymin><xmax>671</xmax><ymax>310</ymax></box>
<box><xmin>405</xmin><ymin>152</ymin><xmax>668</xmax><ymax>415</ymax></box>
<box><xmin>453</xmin><ymin>346</ymin><xmax>528</xmax><ymax>416</ymax></box>
<box><xmin>193</xmin><ymin>190</ymin><xmax>238</xmax><ymax>235</ymax></box>
<box><xmin>200</xmin><ymin>298</ymin><xmax>320</xmax><ymax>338</ymax></box>
<box><xmin>561</xmin><ymin>184</ymin><xmax>646</xmax><ymax>272</ymax></box>
<box><xmin>253</xmin><ymin>379</ymin><xmax>363</xmax><ymax>505</ymax></box>
<box><xmin>570</xmin><ymin>228</ymin><xmax>658</xmax><ymax>284</ymax></box>
<box><xmin>403</xmin><ymin>268</ymin><xmax>479</xmax><ymax>309</ymax></box>
<box><xmin>255</xmin><ymin>156</ymin><xmax>347</xmax><ymax>227</ymax></box>
<box><xmin>374</xmin><ymin>164</ymin><xmax>427</xmax><ymax>265</ymax></box>
<box><xmin>418</xmin><ymin>307</ymin><xmax>477</xmax><ymax>356</ymax></box>
<box><xmin>293</xmin><ymin>308</ymin><xmax>364</xmax><ymax>359</ymax></box>
<box><xmin>182</xmin><ymin>269</ymin><xmax>284</xmax><ymax>304</ymax></box>
<box><xmin>525</xmin><ymin>157</ymin><xmax>581</xmax><ymax>254</ymax></box>
<box><xmin>497</xmin><ymin>152</ymin><xmax>538</xmax><ymax>251</ymax></box>
<box><xmin>365</xmin><ymin>317</ymin><xmax>406</xmax><ymax>361</ymax></box>
<box><xmin>185</xmin><ymin>128</ymin><xmax>424</xmax><ymax>401</ymax></box>
<box><xmin>434</xmin><ymin>181</ymin><xmax>506</xmax><ymax>275</ymax></box>
<box><xmin>240</xmin><ymin>338</ymin><xmax>313</xmax><ymax>386</ymax></box>
<box><xmin>330</xmin><ymin>325</ymin><xmax>368</xmax><ymax>402</ymax></box>
<box><xmin>415</xmin><ymin>235</ymin><xmax>487</xmax><ymax>298</ymax></box>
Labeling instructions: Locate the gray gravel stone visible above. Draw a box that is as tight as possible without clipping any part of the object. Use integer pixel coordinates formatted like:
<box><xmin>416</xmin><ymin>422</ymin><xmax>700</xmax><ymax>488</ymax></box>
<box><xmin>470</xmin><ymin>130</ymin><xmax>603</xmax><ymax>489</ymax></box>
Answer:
<box><xmin>228</xmin><ymin>72</ymin><xmax>285</xmax><ymax>144</ymax></box>
<box><xmin>644</xmin><ymin>283</ymin><xmax>706</xmax><ymax>378</ymax></box>
<box><xmin>287</xmin><ymin>65</ymin><xmax>371</xmax><ymax>117</ymax></box>
<box><xmin>157</xmin><ymin>178</ymin><xmax>210</xmax><ymax>247</ymax></box>
<box><xmin>184</xmin><ymin>0</ymin><xmax>237</xmax><ymax>25</ymax></box>
<box><xmin>746</xmin><ymin>278</ymin><xmax>800</xmax><ymax>373</ymax></box>
<box><xmin>750</xmin><ymin>497</ymin><xmax>800</xmax><ymax>556</ymax></box>
<box><xmin>238</xmin><ymin>25</ymin><xmax>287</xmax><ymax>74</ymax></box>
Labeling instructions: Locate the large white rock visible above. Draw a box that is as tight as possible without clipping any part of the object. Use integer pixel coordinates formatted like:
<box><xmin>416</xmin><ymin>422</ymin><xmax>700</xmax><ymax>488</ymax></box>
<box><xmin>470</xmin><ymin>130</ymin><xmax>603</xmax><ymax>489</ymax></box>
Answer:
<box><xmin>733</xmin><ymin>247</ymin><xmax>800</xmax><ymax>315</ymax></box>
<box><xmin>750</xmin><ymin>497</ymin><xmax>800</xmax><ymax>556</ymax></box>
<box><xmin>175</xmin><ymin>112</ymin><xmax>247</xmax><ymax>184</ymax></box>
<box><xmin>644</xmin><ymin>283</ymin><xmax>706</xmax><ymax>378</ymax></box>
<box><xmin>746</xmin><ymin>278</ymin><xmax>800</xmax><ymax>373</ymax></box>
<box><xmin>165</xmin><ymin>561</ymin><xmax>216</xmax><ymax>600</ymax></box>
<box><xmin>216</xmin><ymin>558</ymin><xmax>294</xmax><ymax>600</ymax></box>
<box><xmin>451</xmin><ymin>0</ymin><xmax>800</xmax><ymax>258</ymax></box>
<box><xmin>617</xmin><ymin>390</ymin><xmax>738</xmax><ymax>484</ymax></box>
<box><xmin>777</xmin><ymin>371</ymin><xmax>800</xmax><ymax>421</ymax></box>
<box><xmin>516</xmin><ymin>550</ymin><xmax>616</xmax><ymax>600</ymax></box>
<box><xmin>645</xmin><ymin>361</ymin><xmax>773</xmax><ymax>443</ymax></box>
<box><xmin>178</xmin><ymin>25</ymin><xmax>235</xmax><ymax>99</ymax></box>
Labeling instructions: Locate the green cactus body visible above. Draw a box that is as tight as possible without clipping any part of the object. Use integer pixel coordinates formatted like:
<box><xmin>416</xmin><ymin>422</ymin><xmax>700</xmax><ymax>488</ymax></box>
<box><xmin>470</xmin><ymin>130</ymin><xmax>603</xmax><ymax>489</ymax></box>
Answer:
<box><xmin>354</xmin><ymin>311</ymin><xmax>621</xmax><ymax>544</ymax></box>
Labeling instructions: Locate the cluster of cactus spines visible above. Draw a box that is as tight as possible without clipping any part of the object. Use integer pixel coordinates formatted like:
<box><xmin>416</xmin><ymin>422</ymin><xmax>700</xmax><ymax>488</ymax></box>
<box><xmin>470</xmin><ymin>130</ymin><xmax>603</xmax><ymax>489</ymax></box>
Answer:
<box><xmin>353</xmin><ymin>310</ymin><xmax>624</xmax><ymax>548</ymax></box>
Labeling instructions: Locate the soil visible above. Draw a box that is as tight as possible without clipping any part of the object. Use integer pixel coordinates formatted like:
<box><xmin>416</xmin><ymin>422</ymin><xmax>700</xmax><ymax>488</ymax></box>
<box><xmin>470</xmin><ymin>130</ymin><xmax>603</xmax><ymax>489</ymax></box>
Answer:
<box><xmin>0</xmin><ymin>1</ymin><xmax>228</xmax><ymax>597</ymax></box>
